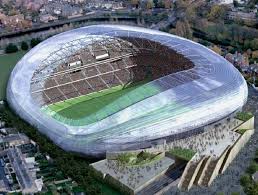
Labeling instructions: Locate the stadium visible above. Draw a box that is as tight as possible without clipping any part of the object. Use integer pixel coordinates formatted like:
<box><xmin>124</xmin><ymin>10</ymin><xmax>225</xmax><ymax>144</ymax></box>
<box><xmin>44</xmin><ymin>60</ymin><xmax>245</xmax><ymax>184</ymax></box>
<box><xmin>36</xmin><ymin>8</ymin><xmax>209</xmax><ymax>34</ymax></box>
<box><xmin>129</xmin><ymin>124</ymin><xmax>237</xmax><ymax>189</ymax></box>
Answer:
<box><xmin>7</xmin><ymin>25</ymin><xmax>248</xmax><ymax>156</ymax></box>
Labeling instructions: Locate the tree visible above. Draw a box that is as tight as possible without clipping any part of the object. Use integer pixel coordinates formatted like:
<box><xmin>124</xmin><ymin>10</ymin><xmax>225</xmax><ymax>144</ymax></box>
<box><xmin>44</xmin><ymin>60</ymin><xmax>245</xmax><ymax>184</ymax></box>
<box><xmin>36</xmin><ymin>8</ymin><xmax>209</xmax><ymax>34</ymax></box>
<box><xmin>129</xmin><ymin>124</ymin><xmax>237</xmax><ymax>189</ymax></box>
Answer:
<box><xmin>250</xmin><ymin>39</ymin><xmax>258</xmax><ymax>50</ymax></box>
<box><xmin>146</xmin><ymin>0</ymin><xmax>154</xmax><ymax>9</ymax></box>
<box><xmin>185</xmin><ymin>6</ymin><xmax>197</xmax><ymax>22</ymax></box>
<box><xmin>246</xmin><ymin>162</ymin><xmax>258</xmax><ymax>174</ymax></box>
<box><xmin>131</xmin><ymin>0</ymin><xmax>140</xmax><ymax>8</ymax></box>
<box><xmin>252</xmin><ymin>50</ymin><xmax>258</xmax><ymax>59</ymax></box>
<box><xmin>164</xmin><ymin>0</ymin><xmax>173</xmax><ymax>9</ymax></box>
<box><xmin>0</xmin><ymin>106</ymin><xmax>102</xmax><ymax>194</ymax></box>
<box><xmin>211</xmin><ymin>45</ymin><xmax>222</xmax><ymax>55</ymax></box>
<box><xmin>153</xmin><ymin>0</ymin><xmax>159</xmax><ymax>7</ymax></box>
<box><xmin>21</xmin><ymin>41</ymin><xmax>29</xmax><ymax>51</ymax></box>
<box><xmin>247</xmin><ymin>182</ymin><xmax>258</xmax><ymax>195</ymax></box>
<box><xmin>5</xmin><ymin>43</ymin><xmax>18</xmax><ymax>53</ymax></box>
<box><xmin>208</xmin><ymin>5</ymin><xmax>226</xmax><ymax>22</ymax></box>
<box><xmin>30</xmin><ymin>38</ymin><xmax>41</xmax><ymax>48</ymax></box>
<box><xmin>244</xmin><ymin>40</ymin><xmax>252</xmax><ymax>51</ymax></box>
<box><xmin>240</xmin><ymin>175</ymin><xmax>251</xmax><ymax>186</ymax></box>
<box><xmin>233</xmin><ymin>0</ymin><xmax>239</xmax><ymax>7</ymax></box>
<box><xmin>175</xmin><ymin>0</ymin><xmax>188</xmax><ymax>9</ymax></box>
<box><xmin>175</xmin><ymin>19</ymin><xmax>192</xmax><ymax>39</ymax></box>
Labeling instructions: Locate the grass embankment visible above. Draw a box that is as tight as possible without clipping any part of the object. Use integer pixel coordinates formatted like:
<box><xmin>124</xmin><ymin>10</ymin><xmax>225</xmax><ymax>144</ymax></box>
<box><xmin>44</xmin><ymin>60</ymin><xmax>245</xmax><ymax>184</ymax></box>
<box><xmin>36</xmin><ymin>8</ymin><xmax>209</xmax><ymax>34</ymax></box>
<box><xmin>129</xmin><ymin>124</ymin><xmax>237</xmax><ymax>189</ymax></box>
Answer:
<box><xmin>116</xmin><ymin>151</ymin><xmax>162</xmax><ymax>166</ymax></box>
<box><xmin>0</xmin><ymin>51</ymin><xmax>26</xmax><ymax>100</ymax></box>
<box><xmin>236</xmin><ymin>129</ymin><xmax>249</xmax><ymax>135</ymax></box>
<box><xmin>235</xmin><ymin>112</ymin><xmax>253</xmax><ymax>122</ymax></box>
<box><xmin>168</xmin><ymin>147</ymin><xmax>196</xmax><ymax>161</ymax></box>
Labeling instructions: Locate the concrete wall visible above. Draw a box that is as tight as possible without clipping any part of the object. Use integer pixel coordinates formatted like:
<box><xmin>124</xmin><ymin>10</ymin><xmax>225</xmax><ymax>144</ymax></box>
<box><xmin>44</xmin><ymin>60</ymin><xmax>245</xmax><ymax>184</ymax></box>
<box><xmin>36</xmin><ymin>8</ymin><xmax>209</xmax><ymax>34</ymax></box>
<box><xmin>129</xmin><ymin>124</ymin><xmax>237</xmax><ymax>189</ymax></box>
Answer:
<box><xmin>92</xmin><ymin>153</ymin><xmax>168</xmax><ymax>195</ymax></box>
<box><xmin>89</xmin><ymin>162</ymin><xmax>106</xmax><ymax>179</ymax></box>
<box><xmin>220</xmin><ymin>129</ymin><xmax>255</xmax><ymax>174</ymax></box>
<box><xmin>106</xmin><ymin>149</ymin><xmax>164</xmax><ymax>160</ymax></box>
<box><xmin>102</xmin><ymin>163</ymin><xmax>171</xmax><ymax>195</ymax></box>
<box><xmin>207</xmin><ymin>146</ymin><xmax>231</xmax><ymax>186</ymax></box>
<box><xmin>105</xmin><ymin>174</ymin><xmax>133</xmax><ymax>195</ymax></box>
<box><xmin>102</xmin><ymin>116</ymin><xmax>255</xmax><ymax>193</ymax></box>
<box><xmin>236</xmin><ymin>116</ymin><xmax>254</xmax><ymax>130</ymax></box>
<box><xmin>177</xmin><ymin>162</ymin><xmax>193</xmax><ymax>189</ymax></box>
<box><xmin>177</xmin><ymin>153</ymin><xmax>198</xmax><ymax>190</ymax></box>
<box><xmin>90</xmin><ymin>163</ymin><xmax>133</xmax><ymax>195</ymax></box>
<box><xmin>187</xmin><ymin>156</ymin><xmax>206</xmax><ymax>190</ymax></box>
<box><xmin>197</xmin><ymin>156</ymin><xmax>212</xmax><ymax>186</ymax></box>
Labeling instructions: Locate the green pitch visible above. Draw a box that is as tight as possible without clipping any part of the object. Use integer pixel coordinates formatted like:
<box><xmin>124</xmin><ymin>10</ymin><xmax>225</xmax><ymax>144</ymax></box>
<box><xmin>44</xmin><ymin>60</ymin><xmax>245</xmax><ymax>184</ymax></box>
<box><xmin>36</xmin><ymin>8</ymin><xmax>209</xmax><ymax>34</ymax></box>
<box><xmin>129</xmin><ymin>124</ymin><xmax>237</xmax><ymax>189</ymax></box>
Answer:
<box><xmin>43</xmin><ymin>81</ymin><xmax>161</xmax><ymax>126</ymax></box>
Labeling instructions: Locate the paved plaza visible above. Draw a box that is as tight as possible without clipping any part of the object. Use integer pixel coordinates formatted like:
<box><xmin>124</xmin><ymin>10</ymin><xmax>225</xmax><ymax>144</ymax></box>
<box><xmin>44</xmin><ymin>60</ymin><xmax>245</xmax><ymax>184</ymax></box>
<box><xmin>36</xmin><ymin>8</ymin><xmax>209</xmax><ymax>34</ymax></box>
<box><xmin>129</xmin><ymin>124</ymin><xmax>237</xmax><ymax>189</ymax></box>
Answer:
<box><xmin>166</xmin><ymin>117</ymin><xmax>242</xmax><ymax>160</ymax></box>
<box><xmin>92</xmin><ymin>156</ymin><xmax>175</xmax><ymax>192</ymax></box>
<box><xmin>166</xmin><ymin>86</ymin><xmax>258</xmax><ymax>195</ymax></box>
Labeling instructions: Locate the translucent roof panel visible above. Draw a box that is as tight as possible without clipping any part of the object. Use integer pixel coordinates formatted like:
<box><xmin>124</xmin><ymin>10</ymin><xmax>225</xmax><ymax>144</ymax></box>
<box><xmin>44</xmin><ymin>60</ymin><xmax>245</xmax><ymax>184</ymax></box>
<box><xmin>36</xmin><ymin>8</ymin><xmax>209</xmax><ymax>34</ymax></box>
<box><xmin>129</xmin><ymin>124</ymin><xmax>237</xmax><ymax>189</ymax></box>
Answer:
<box><xmin>7</xmin><ymin>25</ymin><xmax>248</xmax><ymax>156</ymax></box>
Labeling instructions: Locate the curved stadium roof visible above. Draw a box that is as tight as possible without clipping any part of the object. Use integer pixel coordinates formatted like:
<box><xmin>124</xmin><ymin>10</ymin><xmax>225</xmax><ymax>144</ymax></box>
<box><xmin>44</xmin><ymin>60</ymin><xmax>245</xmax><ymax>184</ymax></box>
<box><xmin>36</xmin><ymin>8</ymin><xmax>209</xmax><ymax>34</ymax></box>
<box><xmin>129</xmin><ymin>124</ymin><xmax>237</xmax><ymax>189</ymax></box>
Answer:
<box><xmin>7</xmin><ymin>25</ymin><xmax>248</xmax><ymax>155</ymax></box>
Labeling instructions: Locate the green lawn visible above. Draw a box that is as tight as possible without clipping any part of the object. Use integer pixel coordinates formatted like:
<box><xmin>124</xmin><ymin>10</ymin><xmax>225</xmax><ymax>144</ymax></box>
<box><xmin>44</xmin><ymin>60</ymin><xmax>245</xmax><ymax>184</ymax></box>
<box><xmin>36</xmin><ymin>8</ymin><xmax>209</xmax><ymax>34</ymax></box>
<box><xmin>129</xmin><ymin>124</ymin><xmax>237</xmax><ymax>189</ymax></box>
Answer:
<box><xmin>0</xmin><ymin>51</ymin><xmax>26</xmax><ymax>100</ymax></box>
<box><xmin>168</xmin><ymin>147</ymin><xmax>196</xmax><ymax>161</ymax></box>
<box><xmin>235</xmin><ymin>112</ymin><xmax>253</xmax><ymax>122</ymax></box>
<box><xmin>116</xmin><ymin>151</ymin><xmax>163</xmax><ymax>166</ymax></box>
<box><xmin>47</xmin><ymin>84</ymin><xmax>127</xmax><ymax>113</ymax></box>
<box><xmin>44</xmin><ymin>80</ymin><xmax>161</xmax><ymax>126</ymax></box>
<box><xmin>236</xmin><ymin>129</ymin><xmax>249</xmax><ymax>135</ymax></box>
<box><xmin>50</xmin><ymin>83</ymin><xmax>142</xmax><ymax>120</ymax></box>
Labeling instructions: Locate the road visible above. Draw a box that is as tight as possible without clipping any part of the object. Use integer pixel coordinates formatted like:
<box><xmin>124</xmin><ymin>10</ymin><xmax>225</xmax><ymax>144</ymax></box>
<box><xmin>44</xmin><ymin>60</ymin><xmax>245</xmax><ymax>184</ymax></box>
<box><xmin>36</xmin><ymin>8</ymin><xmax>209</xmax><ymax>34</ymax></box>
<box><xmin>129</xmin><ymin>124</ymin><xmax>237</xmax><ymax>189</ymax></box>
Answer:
<box><xmin>0</xmin><ymin>12</ymin><xmax>139</xmax><ymax>39</ymax></box>
<box><xmin>137</xmin><ymin>163</ymin><xmax>186</xmax><ymax>195</ymax></box>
